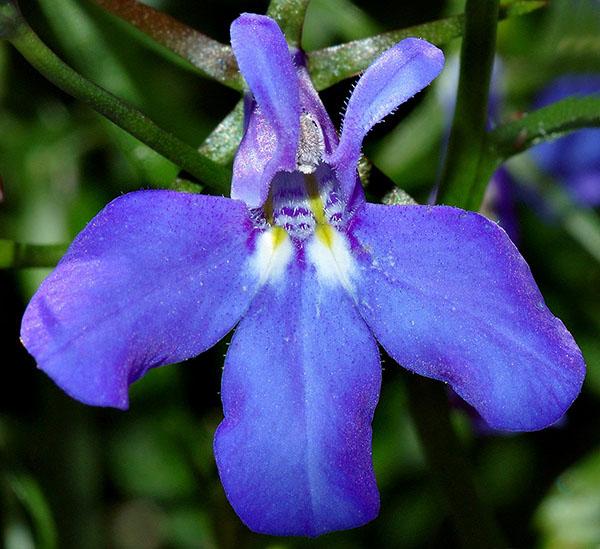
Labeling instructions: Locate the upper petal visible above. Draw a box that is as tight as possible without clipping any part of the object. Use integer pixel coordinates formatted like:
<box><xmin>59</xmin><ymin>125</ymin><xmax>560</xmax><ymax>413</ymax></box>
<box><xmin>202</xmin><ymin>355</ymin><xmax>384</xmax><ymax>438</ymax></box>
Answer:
<box><xmin>327</xmin><ymin>38</ymin><xmax>444</xmax><ymax>201</ymax></box>
<box><xmin>21</xmin><ymin>191</ymin><xmax>262</xmax><ymax>409</ymax></box>
<box><xmin>214</xmin><ymin>259</ymin><xmax>381</xmax><ymax>536</ymax></box>
<box><xmin>230</xmin><ymin>14</ymin><xmax>301</xmax><ymax>207</ymax></box>
<box><xmin>350</xmin><ymin>204</ymin><xmax>585</xmax><ymax>431</ymax></box>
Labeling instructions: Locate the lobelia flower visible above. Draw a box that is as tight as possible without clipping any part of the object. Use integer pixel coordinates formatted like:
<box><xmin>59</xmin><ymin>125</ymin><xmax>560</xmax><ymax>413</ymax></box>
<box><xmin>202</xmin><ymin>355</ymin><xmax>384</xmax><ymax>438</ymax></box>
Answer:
<box><xmin>20</xmin><ymin>13</ymin><xmax>585</xmax><ymax>538</ymax></box>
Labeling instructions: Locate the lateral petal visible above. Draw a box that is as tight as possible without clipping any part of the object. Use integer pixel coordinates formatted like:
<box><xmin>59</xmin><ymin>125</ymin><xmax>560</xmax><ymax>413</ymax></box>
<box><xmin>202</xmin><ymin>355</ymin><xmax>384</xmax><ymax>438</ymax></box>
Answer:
<box><xmin>21</xmin><ymin>191</ymin><xmax>261</xmax><ymax>409</ymax></box>
<box><xmin>350</xmin><ymin>203</ymin><xmax>585</xmax><ymax>431</ymax></box>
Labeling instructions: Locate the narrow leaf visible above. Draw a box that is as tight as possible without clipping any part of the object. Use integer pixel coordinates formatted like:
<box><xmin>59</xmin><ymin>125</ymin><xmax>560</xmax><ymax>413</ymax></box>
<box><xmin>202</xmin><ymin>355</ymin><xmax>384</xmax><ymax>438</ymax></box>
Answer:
<box><xmin>0</xmin><ymin>240</ymin><xmax>68</xmax><ymax>269</ymax></box>
<box><xmin>92</xmin><ymin>0</ymin><xmax>242</xmax><ymax>90</ymax></box>
<box><xmin>307</xmin><ymin>0</ymin><xmax>546</xmax><ymax>90</ymax></box>
<box><xmin>489</xmin><ymin>96</ymin><xmax>600</xmax><ymax>158</ymax></box>
<box><xmin>198</xmin><ymin>100</ymin><xmax>244</xmax><ymax>165</ymax></box>
<box><xmin>467</xmin><ymin>97</ymin><xmax>600</xmax><ymax>210</ymax></box>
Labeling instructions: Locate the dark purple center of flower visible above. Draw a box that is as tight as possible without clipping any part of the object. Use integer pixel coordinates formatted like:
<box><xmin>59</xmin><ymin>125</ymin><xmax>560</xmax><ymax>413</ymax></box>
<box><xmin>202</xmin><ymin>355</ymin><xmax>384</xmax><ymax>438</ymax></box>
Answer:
<box><xmin>252</xmin><ymin>112</ymin><xmax>347</xmax><ymax>243</ymax></box>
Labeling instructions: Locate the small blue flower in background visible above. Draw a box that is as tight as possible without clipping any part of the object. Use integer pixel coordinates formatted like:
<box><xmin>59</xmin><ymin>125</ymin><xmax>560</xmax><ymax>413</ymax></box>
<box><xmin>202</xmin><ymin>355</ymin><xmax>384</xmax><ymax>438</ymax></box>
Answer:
<box><xmin>477</xmin><ymin>75</ymin><xmax>600</xmax><ymax>246</ymax></box>
<box><xmin>20</xmin><ymin>13</ymin><xmax>585</xmax><ymax>538</ymax></box>
<box><xmin>531</xmin><ymin>75</ymin><xmax>600</xmax><ymax>206</ymax></box>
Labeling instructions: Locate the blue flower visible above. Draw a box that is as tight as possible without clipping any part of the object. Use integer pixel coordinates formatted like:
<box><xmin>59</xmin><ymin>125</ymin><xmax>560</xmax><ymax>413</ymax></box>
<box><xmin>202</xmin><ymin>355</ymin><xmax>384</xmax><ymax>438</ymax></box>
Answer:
<box><xmin>479</xmin><ymin>76</ymin><xmax>600</xmax><ymax>245</ymax></box>
<box><xmin>531</xmin><ymin>75</ymin><xmax>600</xmax><ymax>206</ymax></box>
<box><xmin>21</xmin><ymin>13</ymin><xmax>585</xmax><ymax>538</ymax></box>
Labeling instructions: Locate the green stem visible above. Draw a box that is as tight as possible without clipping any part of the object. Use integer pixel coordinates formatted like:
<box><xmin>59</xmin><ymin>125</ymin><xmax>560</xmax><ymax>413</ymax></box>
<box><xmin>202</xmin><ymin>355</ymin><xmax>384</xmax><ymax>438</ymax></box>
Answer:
<box><xmin>406</xmin><ymin>1</ymin><xmax>506</xmax><ymax>547</ymax></box>
<box><xmin>0</xmin><ymin>240</ymin><xmax>69</xmax><ymax>269</ymax></box>
<box><xmin>266</xmin><ymin>0</ymin><xmax>310</xmax><ymax>47</ymax></box>
<box><xmin>91</xmin><ymin>0</ymin><xmax>242</xmax><ymax>90</ymax></box>
<box><xmin>406</xmin><ymin>376</ymin><xmax>504</xmax><ymax>549</ymax></box>
<box><xmin>436</xmin><ymin>0</ymin><xmax>500</xmax><ymax>208</ymax></box>
<box><xmin>8</xmin><ymin>23</ymin><xmax>230</xmax><ymax>194</ymax></box>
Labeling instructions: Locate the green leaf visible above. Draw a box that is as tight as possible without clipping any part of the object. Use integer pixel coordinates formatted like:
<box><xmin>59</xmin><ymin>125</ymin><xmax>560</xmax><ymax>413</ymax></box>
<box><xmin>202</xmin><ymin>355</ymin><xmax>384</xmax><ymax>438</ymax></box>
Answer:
<box><xmin>489</xmin><ymin>96</ymin><xmax>600</xmax><ymax>159</ymax></box>
<box><xmin>465</xmin><ymin>96</ymin><xmax>600</xmax><ymax>210</ymax></box>
<box><xmin>197</xmin><ymin>100</ymin><xmax>244</xmax><ymax>166</ymax></box>
<box><xmin>91</xmin><ymin>0</ymin><xmax>242</xmax><ymax>90</ymax></box>
<box><xmin>307</xmin><ymin>0</ymin><xmax>546</xmax><ymax>91</ymax></box>
<box><xmin>307</xmin><ymin>14</ymin><xmax>462</xmax><ymax>91</ymax></box>
<box><xmin>535</xmin><ymin>447</ymin><xmax>600</xmax><ymax>548</ymax></box>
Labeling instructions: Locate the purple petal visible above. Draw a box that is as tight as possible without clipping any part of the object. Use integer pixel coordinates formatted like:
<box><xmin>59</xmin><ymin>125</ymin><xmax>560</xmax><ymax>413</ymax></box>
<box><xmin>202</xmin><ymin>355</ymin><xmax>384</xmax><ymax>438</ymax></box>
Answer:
<box><xmin>350</xmin><ymin>204</ymin><xmax>585</xmax><ymax>431</ymax></box>
<box><xmin>328</xmin><ymin>38</ymin><xmax>444</xmax><ymax>200</ymax></box>
<box><xmin>21</xmin><ymin>191</ymin><xmax>261</xmax><ymax>409</ymax></box>
<box><xmin>214</xmin><ymin>260</ymin><xmax>381</xmax><ymax>536</ymax></box>
<box><xmin>230</xmin><ymin>14</ymin><xmax>300</xmax><ymax>207</ymax></box>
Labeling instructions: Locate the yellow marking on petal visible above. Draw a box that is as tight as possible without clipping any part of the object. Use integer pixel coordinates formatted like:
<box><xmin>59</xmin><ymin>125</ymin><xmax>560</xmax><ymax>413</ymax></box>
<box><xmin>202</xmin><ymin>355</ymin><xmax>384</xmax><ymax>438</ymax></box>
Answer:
<box><xmin>271</xmin><ymin>226</ymin><xmax>288</xmax><ymax>250</ymax></box>
<box><xmin>304</xmin><ymin>172</ymin><xmax>327</xmax><ymax>225</ymax></box>
<box><xmin>315</xmin><ymin>223</ymin><xmax>335</xmax><ymax>249</ymax></box>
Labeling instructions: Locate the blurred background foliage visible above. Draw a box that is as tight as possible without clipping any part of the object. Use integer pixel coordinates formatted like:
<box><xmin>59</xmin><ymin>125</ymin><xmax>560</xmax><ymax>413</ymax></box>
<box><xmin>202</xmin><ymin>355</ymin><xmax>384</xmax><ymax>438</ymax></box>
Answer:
<box><xmin>1</xmin><ymin>0</ymin><xmax>599</xmax><ymax>547</ymax></box>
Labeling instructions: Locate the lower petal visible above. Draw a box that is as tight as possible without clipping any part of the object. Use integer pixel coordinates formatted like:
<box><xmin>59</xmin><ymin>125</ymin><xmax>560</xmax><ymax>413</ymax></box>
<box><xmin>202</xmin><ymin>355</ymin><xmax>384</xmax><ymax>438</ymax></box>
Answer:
<box><xmin>350</xmin><ymin>203</ymin><xmax>585</xmax><ymax>431</ymax></box>
<box><xmin>21</xmin><ymin>191</ymin><xmax>261</xmax><ymax>409</ymax></box>
<box><xmin>214</xmin><ymin>260</ymin><xmax>381</xmax><ymax>536</ymax></box>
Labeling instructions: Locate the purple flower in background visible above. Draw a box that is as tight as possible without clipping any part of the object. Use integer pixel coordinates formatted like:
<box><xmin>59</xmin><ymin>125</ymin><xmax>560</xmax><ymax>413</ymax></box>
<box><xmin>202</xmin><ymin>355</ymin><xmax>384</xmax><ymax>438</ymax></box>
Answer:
<box><xmin>531</xmin><ymin>75</ymin><xmax>600</xmax><ymax>206</ymax></box>
<box><xmin>480</xmin><ymin>167</ymin><xmax>521</xmax><ymax>243</ymax></box>
<box><xmin>21</xmin><ymin>13</ymin><xmax>585</xmax><ymax>538</ymax></box>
